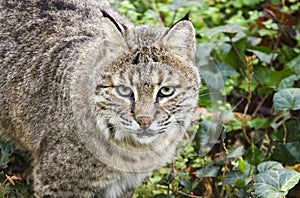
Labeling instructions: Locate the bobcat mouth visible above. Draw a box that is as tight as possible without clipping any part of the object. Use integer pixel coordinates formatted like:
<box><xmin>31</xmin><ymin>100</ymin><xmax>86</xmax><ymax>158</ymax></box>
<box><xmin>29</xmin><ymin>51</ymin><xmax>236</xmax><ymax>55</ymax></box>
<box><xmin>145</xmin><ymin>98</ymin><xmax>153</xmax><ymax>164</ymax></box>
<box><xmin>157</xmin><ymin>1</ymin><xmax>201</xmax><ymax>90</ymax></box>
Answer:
<box><xmin>130</xmin><ymin>124</ymin><xmax>167</xmax><ymax>138</ymax></box>
<box><xmin>134</xmin><ymin>129</ymin><xmax>157</xmax><ymax>137</ymax></box>
<box><xmin>132</xmin><ymin>130</ymin><xmax>159</xmax><ymax>144</ymax></box>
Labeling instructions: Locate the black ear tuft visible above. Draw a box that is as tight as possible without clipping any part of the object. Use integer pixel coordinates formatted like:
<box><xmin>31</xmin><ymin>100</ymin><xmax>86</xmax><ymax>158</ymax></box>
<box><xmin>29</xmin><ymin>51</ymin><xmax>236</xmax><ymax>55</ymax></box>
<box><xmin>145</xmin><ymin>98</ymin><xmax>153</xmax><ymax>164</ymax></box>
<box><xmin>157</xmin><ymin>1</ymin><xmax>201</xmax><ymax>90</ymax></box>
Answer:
<box><xmin>181</xmin><ymin>12</ymin><xmax>190</xmax><ymax>21</ymax></box>
<box><xmin>170</xmin><ymin>12</ymin><xmax>190</xmax><ymax>28</ymax></box>
<box><xmin>101</xmin><ymin>10</ymin><xmax>123</xmax><ymax>33</ymax></box>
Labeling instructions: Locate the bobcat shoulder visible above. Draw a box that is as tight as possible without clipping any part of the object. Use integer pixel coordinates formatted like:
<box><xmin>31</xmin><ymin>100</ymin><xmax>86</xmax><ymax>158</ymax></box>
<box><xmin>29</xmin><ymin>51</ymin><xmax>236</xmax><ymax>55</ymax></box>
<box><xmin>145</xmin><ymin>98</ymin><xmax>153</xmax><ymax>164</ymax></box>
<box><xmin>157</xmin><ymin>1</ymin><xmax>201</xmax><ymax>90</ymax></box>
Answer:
<box><xmin>0</xmin><ymin>0</ymin><xmax>200</xmax><ymax>197</ymax></box>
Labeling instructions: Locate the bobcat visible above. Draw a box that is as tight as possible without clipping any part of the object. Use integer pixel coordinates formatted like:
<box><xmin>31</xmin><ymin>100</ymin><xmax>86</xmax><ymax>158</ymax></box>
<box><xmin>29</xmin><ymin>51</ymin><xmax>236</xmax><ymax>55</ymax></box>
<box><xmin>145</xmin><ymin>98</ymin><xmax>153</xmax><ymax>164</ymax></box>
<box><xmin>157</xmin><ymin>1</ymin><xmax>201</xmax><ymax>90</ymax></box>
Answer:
<box><xmin>0</xmin><ymin>0</ymin><xmax>200</xmax><ymax>197</ymax></box>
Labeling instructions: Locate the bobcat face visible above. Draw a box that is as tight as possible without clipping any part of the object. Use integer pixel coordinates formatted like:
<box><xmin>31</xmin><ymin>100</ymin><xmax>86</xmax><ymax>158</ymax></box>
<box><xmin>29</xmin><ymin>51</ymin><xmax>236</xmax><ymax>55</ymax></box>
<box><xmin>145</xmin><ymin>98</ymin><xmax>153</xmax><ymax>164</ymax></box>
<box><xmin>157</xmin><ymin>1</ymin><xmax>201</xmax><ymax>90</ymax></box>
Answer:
<box><xmin>94</xmin><ymin>49</ymin><xmax>199</xmax><ymax>145</ymax></box>
<box><xmin>76</xmin><ymin>11</ymin><xmax>200</xmax><ymax>149</ymax></box>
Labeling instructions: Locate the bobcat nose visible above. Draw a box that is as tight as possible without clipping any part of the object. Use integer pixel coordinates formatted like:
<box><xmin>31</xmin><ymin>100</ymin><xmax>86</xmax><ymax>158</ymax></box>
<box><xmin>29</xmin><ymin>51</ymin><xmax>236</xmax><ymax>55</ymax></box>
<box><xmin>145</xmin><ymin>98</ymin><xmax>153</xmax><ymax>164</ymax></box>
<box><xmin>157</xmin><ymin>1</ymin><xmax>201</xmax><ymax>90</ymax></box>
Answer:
<box><xmin>136</xmin><ymin>116</ymin><xmax>153</xmax><ymax>129</ymax></box>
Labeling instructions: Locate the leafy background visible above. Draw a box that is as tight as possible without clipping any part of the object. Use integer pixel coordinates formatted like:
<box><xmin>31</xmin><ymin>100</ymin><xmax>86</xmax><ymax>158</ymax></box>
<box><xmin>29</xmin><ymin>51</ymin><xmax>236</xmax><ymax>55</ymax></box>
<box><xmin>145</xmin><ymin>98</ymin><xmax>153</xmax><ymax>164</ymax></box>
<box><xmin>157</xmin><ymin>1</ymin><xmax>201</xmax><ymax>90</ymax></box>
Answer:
<box><xmin>0</xmin><ymin>0</ymin><xmax>299</xmax><ymax>197</ymax></box>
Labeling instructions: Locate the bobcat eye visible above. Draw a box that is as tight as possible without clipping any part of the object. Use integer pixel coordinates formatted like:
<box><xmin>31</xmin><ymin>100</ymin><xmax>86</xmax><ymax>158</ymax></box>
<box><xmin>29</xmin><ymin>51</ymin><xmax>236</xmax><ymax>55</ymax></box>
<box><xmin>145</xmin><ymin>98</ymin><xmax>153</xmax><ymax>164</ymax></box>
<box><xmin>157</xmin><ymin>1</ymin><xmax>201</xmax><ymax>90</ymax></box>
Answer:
<box><xmin>157</xmin><ymin>86</ymin><xmax>176</xmax><ymax>98</ymax></box>
<box><xmin>116</xmin><ymin>85</ymin><xmax>133</xmax><ymax>98</ymax></box>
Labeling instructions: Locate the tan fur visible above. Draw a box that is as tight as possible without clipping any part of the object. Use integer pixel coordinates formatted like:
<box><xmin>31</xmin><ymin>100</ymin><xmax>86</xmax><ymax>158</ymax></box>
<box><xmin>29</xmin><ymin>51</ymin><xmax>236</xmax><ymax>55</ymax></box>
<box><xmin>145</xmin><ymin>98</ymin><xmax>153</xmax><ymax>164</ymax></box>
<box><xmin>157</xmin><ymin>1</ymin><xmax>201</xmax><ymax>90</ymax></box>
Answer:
<box><xmin>0</xmin><ymin>0</ymin><xmax>200</xmax><ymax>197</ymax></box>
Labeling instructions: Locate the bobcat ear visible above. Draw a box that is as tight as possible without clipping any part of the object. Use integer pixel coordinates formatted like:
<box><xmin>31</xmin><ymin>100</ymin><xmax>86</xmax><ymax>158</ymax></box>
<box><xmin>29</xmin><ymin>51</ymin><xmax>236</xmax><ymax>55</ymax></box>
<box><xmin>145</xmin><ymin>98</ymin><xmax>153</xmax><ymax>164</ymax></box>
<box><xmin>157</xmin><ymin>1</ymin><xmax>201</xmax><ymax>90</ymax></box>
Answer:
<box><xmin>100</xmin><ymin>10</ymin><xmax>127</xmax><ymax>54</ymax></box>
<box><xmin>162</xmin><ymin>13</ymin><xmax>196</xmax><ymax>61</ymax></box>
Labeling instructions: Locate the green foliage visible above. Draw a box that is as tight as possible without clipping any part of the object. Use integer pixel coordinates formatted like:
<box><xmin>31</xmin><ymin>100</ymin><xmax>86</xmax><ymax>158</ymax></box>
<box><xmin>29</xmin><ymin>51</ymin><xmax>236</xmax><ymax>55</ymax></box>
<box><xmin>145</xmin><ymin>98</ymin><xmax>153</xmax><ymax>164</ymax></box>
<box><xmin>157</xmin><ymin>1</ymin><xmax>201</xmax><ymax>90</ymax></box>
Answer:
<box><xmin>0</xmin><ymin>137</ymin><xmax>33</xmax><ymax>197</ymax></box>
<box><xmin>273</xmin><ymin>88</ymin><xmax>300</xmax><ymax>110</ymax></box>
<box><xmin>254</xmin><ymin>161</ymin><xmax>300</xmax><ymax>198</ymax></box>
<box><xmin>110</xmin><ymin>0</ymin><xmax>300</xmax><ymax>197</ymax></box>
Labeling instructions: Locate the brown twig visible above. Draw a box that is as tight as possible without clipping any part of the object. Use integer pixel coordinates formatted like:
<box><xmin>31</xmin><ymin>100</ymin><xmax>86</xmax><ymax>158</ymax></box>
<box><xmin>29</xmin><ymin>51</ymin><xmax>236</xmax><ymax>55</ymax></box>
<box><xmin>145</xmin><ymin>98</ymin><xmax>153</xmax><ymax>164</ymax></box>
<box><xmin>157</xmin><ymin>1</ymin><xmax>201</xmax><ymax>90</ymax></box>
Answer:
<box><xmin>153</xmin><ymin>183</ymin><xmax>202</xmax><ymax>198</ymax></box>
<box><xmin>269</xmin><ymin>31</ymin><xmax>282</xmax><ymax>69</ymax></box>
<box><xmin>252</xmin><ymin>95</ymin><xmax>269</xmax><ymax>117</ymax></box>
<box><xmin>176</xmin><ymin>190</ymin><xmax>202</xmax><ymax>198</ymax></box>
<box><xmin>232</xmin><ymin>98</ymin><xmax>245</xmax><ymax>111</ymax></box>
<box><xmin>230</xmin><ymin>39</ymin><xmax>247</xmax><ymax>72</ymax></box>
<box><xmin>230</xmin><ymin>37</ymin><xmax>263</xmax><ymax>86</ymax></box>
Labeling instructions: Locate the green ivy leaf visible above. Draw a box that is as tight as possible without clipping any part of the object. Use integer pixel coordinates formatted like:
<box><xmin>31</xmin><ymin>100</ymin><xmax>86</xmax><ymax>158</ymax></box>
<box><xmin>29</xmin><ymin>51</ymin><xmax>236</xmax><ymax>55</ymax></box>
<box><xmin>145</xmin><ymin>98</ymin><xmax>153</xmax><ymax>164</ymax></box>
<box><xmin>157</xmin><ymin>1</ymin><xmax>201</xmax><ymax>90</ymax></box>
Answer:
<box><xmin>198</xmin><ymin>62</ymin><xmax>225</xmax><ymax>91</ymax></box>
<box><xmin>254</xmin><ymin>168</ymin><xmax>300</xmax><ymax>198</ymax></box>
<box><xmin>249</xmin><ymin>117</ymin><xmax>271</xmax><ymax>130</ymax></box>
<box><xmin>262</xmin><ymin>19</ymin><xmax>279</xmax><ymax>30</ymax></box>
<box><xmin>269</xmin><ymin>69</ymin><xmax>294</xmax><ymax>87</ymax></box>
<box><xmin>272</xmin><ymin>142</ymin><xmax>300</xmax><ymax>165</ymax></box>
<box><xmin>288</xmin><ymin>55</ymin><xmax>300</xmax><ymax>74</ymax></box>
<box><xmin>254</xmin><ymin>66</ymin><xmax>271</xmax><ymax>84</ymax></box>
<box><xmin>247</xmin><ymin>49</ymin><xmax>276</xmax><ymax>64</ymax></box>
<box><xmin>273</xmin><ymin>88</ymin><xmax>300</xmax><ymax>111</ymax></box>
<box><xmin>225</xmin><ymin>170</ymin><xmax>246</xmax><ymax>187</ymax></box>
<box><xmin>243</xmin><ymin>146</ymin><xmax>265</xmax><ymax>166</ymax></box>
<box><xmin>217</xmin><ymin>62</ymin><xmax>239</xmax><ymax>83</ymax></box>
<box><xmin>278</xmin><ymin>74</ymin><xmax>299</xmax><ymax>90</ymax></box>
<box><xmin>180</xmin><ymin>178</ymin><xmax>200</xmax><ymax>191</ymax></box>
<box><xmin>157</xmin><ymin>172</ymin><xmax>174</xmax><ymax>186</ymax></box>
<box><xmin>258</xmin><ymin>28</ymin><xmax>275</xmax><ymax>37</ymax></box>
<box><xmin>0</xmin><ymin>141</ymin><xmax>15</xmax><ymax>166</ymax></box>
<box><xmin>257</xmin><ymin>161</ymin><xmax>284</xmax><ymax>172</ymax></box>
<box><xmin>196</xmin><ymin>163</ymin><xmax>220</xmax><ymax>177</ymax></box>
<box><xmin>238</xmin><ymin>157</ymin><xmax>247</xmax><ymax>172</ymax></box>
<box><xmin>200</xmin><ymin>24</ymin><xmax>246</xmax><ymax>38</ymax></box>
<box><xmin>228</xmin><ymin>146</ymin><xmax>244</xmax><ymax>159</ymax></box>
<box><xmin>258</xmin><ymin>86</ymin><xmax>275</xmax><ymax>94</ymax></box>
<box><xmin>234</xmin><ymin>178</ymin><xmax>247</xmax><ymax>188</ymax></box>
<box><xmin>196</xmin><ymin>43</ymin><xmax>216</xmax><ymax>67</ymax></box>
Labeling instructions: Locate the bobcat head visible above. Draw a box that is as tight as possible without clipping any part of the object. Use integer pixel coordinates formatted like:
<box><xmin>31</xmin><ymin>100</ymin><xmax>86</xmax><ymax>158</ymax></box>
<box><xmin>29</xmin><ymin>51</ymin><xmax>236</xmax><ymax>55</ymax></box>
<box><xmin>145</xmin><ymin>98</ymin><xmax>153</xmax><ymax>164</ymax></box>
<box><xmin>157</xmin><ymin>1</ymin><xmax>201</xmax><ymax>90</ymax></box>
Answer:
<box><xmin>94</xmin><ymin>11</ymin><xmax>200</xmax><ymax>144</ymax></box>
<box><xmin>71</xmin><ymin>11</ymin><xmax>200</xmax><ymax>170</ymax></box>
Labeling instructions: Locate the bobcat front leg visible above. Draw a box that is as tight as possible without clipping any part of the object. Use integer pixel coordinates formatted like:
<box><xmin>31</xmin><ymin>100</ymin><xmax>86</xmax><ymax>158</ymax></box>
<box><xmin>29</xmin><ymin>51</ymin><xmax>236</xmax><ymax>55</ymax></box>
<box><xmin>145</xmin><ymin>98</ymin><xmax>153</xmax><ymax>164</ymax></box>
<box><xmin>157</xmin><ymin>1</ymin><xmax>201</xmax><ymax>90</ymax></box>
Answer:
<box><xmin>32</xmin><ymin>138</ymin><xmax>105</xmax><ymax>198</ymax></box>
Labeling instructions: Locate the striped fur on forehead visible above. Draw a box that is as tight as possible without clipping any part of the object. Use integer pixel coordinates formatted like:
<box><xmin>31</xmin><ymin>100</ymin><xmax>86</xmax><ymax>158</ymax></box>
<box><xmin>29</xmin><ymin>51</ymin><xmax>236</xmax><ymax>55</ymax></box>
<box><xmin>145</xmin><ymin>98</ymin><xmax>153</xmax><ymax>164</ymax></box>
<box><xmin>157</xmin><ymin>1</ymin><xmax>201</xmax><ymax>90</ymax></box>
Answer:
<box><xmin>105</xmin><ymin>62</ymin><xmax>183</xmax><ymax>89</ymax></box>
<box><xmin>132</xmin><ymin>63</ymin><xmax>181</xmax><ymax>86</ymax></box>
<box><xmin>103</xmin><ymin>46</ymin><xmax>199</xmax><ymax>84</ymax></box>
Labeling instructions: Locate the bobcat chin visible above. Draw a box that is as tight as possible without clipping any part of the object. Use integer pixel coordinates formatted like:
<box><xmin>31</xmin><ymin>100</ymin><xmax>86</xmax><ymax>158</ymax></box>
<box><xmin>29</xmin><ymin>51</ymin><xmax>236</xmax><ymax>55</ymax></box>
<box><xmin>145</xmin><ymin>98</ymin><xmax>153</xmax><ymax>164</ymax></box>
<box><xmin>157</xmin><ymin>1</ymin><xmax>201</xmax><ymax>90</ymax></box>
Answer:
<box><xmin>0</xmin><ymin>0</ymin><xmax>200</xmax><ymax>197</ymax></box>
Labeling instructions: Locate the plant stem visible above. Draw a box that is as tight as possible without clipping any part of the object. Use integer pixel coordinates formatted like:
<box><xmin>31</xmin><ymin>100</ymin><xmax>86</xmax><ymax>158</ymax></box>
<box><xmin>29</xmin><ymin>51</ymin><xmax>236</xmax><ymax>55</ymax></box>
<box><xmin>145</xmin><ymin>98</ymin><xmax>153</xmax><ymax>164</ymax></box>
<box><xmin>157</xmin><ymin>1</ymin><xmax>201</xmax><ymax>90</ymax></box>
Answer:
<box><xmin>220</xmin><ymin>139</ymin><xmax>228</xmax><ymax>198</ymax></box>
<box><xmin>282</xmin><ymin>112</ymin><xmax>287</xmax><ymax>145</ymax></box>
<box><xmin>242</xmin><ymin>56</ymin><xmax>255</xmax><ymax>145</ymax></box>
<box><xmin>230</xmin><ymin>38</ymin><xmax>263</xmax><ymax>86</ymax></box>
